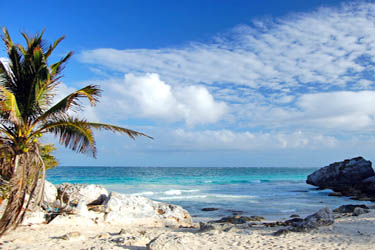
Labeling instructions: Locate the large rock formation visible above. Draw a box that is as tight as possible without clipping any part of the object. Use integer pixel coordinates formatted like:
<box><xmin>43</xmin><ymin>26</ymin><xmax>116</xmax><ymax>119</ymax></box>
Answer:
<box><xmin>306</xmin><ymin>157</ymin><xmax>375</xmax><ymax>200</ymax></box>
<box><xmin>17</xmin><ymin>182</ymin><xmax>193</xmax><ymax>228</ymax></box>
<box><xmin>103</xmin><ymin>192</ymin><xmax>192</xmax><ymax>228</ymax></box>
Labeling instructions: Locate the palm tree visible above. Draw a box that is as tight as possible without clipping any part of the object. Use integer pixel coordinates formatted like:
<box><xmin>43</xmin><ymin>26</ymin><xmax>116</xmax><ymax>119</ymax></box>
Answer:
<box><xmin>0</xmin><ymin>27</ymin><xmax>152</xmax><ymax>235</ymax></box>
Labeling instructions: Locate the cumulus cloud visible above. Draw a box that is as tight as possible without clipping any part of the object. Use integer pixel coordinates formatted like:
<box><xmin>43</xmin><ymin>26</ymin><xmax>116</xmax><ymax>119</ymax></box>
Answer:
<box><xmin>108</xmin><ymin>73</ymin><xmax>227</xmax><ymax>126</ymax></box>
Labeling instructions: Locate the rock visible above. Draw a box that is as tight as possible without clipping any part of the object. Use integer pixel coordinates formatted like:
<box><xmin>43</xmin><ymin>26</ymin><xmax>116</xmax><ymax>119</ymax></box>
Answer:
<box><xmin>210</xmin><ymin>216</ymin><xmax>250</xmax><ymax>224</ymax></box>
<box><xmin>57</xmin><ymin>183</ymin><xmax>109</xmax><ymax>206</ymax></box>
<box><xmin>249</xmin><ymin>215</ymin><xmax>265</xmax><ymax>221</ymax></box>
<box><xmin>284</xmin><ymin>217</ymin><xmax>304</xmax><ymax>226</ymax></box>
<box><xmin>273</xmin><ymin>229</ymin><xmax>290</xmax><ymax>236</ymax></box>
<box><xmin>352</xmin><ymin>207</ymin><xmax>370</xmax><ymax>216</ymax></box>
<box><xmin>201</xmin><ymin>207</ymin><xmax>219</xmax><ymax>211</ymax></box>
<box><xmin>43</xmin><ymin>180</ymin><xmax>57</xmax><ymax>205</ymax></box>
<box><xmin>103</xmin><ymin>192</ymin><xmax>192</xmax><ymax>227</ymax></box>
<box><xmin>306</xmin><ymin>157</ymin><xmax>374</xmax><ymax>193</ymax></box>
<box><xmin>48</xmin><ymin>214</ymin><xmax>97</xmax><ymax>226</ymax></box>
<box><xmin>328</xmin><ymin>192</ymin><xmax>343</xmax><ymax>197</ymax></box>
<box><xmin>333</xmin><ymin>204</ymin><xmax>369</xmax><ymax>213</ymax></box>
<box><xmin>61</xmin><ymin>231</ymin><xmax>84</xmax><ymax>240</ymax></box>
<box><xmin>290</xmin><ymin>214</ymin><xmax>300</xmax><ymax>218</ymax></box>
<box><xmin>199</xmin><ymin>222</ymin><xmax>232</xmax><ymax>232</ymax></box>
<box><xmin>95</xmin><ymin>232</ymin><xmax>110</xmax><ymax>239</ymax></box>
<box><xmin>292</xmin><ymin>208</ymin><xmax>334</xmax><ymax>233</ymax></box>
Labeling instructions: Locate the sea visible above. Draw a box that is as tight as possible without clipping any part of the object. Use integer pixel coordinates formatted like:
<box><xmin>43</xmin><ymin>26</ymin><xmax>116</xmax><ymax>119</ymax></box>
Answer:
<box><xmin>46</xmin><ymin>166</ymin><xmax>372</xmax><ymax>222</ymax></box>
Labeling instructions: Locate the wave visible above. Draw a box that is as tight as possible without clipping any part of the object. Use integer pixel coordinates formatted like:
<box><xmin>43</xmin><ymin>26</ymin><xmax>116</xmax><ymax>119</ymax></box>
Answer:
<box><xmin>132</xmin><ymin>191</ymin><xmax>155</xmax><ymax>196</ymax></box>
<box><xmin>164</xmin><ymin>189</ymin><xmax>199</xmax><ymax>195</ymax></box>
<box><xmin>159</xmin><ymin>195</ymin><xmax>208</xmax><ymax>200</ymax></box>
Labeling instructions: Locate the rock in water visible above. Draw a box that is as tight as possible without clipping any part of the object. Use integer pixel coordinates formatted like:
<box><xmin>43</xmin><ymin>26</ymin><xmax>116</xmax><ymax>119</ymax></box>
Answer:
<box><xmin>306</xmin><ymin>157</ymin><xmax>375</xmax><ymax>199</ymax></box>
<box><xmin>103</xmin><ymin>192</ymin><xmax>192</xmax><ymax>227</ymax></box>
<box><xmin>333</xmin><ymin>204</ymin><xmax>369</xmax><ymax>214</ymax></box>
<box><xmin>307</xmin><ymin>157</ymin><xmax>374</xmax><ymax>189</ymax></box>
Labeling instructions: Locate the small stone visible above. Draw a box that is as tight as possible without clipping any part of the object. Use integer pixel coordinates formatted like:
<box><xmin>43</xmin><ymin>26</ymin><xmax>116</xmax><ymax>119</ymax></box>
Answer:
<box><xmin>273</xmin><ymin>229</ymin><xmax>290</xmax><ymax>236</ymax></box>
<box><xmin>328</xmin><ymin>192</ymin><xmax>343</xmax><ymax>197</ymax></box>
<box><xmin>61</xmin><ymin>231</ymin><xmax>82</xmax><ymax>240</ymax></box>
<box><xmin>111</xmin><ymin>237</ymin><xmax>126</xmax><ymax>243</ymax></box>
<box><xmin>201</xmin><ymin>208</ymin><xmax>219</xmax><ymax>211</ymax></box>
<box><xmin>95</xmin><ymin>232</ymin><xmax>110</xmax><ymax>239</ymax></box>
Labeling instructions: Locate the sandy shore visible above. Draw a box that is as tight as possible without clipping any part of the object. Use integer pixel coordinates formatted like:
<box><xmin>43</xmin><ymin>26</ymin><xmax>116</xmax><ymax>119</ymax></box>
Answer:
<box><xmin>2</xmin><ymin>209</ymin><xmax>375</xmax><ymax>250</ymax></box>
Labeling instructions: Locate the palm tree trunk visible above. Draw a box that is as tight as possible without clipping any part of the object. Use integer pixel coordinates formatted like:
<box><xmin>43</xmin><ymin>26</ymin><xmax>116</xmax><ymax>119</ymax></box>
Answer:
<box><xmin>12</xmin><ymin>154</ymin><xmax>19</xmax><ymax>176</ymax></box>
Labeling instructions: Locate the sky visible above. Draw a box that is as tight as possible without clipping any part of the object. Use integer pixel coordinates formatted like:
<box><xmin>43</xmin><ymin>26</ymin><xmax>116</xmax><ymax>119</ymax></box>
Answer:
<box><xmin>1</xmin><ymin>0</ymin><xmax>375</xmax><ymax>167</ymax></box>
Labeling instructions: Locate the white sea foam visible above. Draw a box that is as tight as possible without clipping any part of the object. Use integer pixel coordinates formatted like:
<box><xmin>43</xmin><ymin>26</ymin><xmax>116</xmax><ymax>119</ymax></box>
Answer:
<box><xmin>159</xmin><ymin>195</ymin><xmax>208</xmax><ymax>200</ymax></box>
<box><xmin>164</xmin><ymin>189</ymin><xmax>199</xmax><ymax>195</ymax></box>
<box><xmin>214</xmin><ymin>194</ymin><xmax>257</xmax><ymax>199</ymax></box>
<box><xmin>132</xmin><ymin>191</ymin><xmax>155</xmax><ymax>196</ymax></box>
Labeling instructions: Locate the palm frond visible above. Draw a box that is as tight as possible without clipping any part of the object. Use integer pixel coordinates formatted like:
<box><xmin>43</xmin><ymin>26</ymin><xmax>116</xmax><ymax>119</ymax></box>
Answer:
<box><xmin>0</xmin><ymin>86</ymin><xmax>22</xmax><ymax>125</ymax></box>
<box><xmin>34</xmin><ymin>85</ymin><xmax>102</xmax><ymax>124</ymax></box>
<box><xmin>33</xmin><ymin>117</ymin><xmax>97</xmax><ymax>156</ymax></box>
<box><xmin>88</xmin><ymin>122</ymin><xmax>153</xmax><ymax>140</ymax></box>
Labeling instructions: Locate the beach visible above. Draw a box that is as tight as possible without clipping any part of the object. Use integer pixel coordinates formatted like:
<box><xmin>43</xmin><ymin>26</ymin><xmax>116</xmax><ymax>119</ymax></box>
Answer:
<box><xmin>2</xmin><ymin>163</ymin><xmax>375</xmax><ymax>250</ymax></box>
<box><xmin>2</xmin><ymin>208</ymin><xmax>375</xmax><ymax>250</ymax></box>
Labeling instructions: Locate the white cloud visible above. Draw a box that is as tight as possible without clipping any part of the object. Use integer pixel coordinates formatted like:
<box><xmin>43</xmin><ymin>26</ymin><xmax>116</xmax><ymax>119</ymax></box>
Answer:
<box><xmin>72</xmin><ymin>2</ymin><xmax>375</xmax><ymax>158</ymax></box>
<box><xmin>172</xmin><ymin>129</ymin><xmax>337</xmax><ymax>150</ymax></box>
<box><xmin>80</xmin><ymin>2</ymin><xmax>374</xmax><ymax>93</ymax></box>
<box><xmin>108</xmin><ymin>73</ymin><xmax>227</xmax><ymax>126</ymax></box>
<box><xmin>296</xmin><ymin>91</ymin><xmax>375</xmax><ymax>130</ymax></box>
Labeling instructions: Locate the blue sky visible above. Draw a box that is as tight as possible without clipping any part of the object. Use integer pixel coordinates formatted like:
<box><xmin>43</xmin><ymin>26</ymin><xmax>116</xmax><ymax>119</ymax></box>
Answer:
<box><xmin>1</xmin><ymin>0</ymin><xmax>375</xmax><ymax>167</ymax></box>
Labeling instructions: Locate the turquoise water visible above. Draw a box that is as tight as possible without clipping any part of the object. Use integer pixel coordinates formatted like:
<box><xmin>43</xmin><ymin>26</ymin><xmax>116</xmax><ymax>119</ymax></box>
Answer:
<box><xmin>47</xmin><ymin>167</ymin><xmax>371</xmax><ymax>221</ymax></box>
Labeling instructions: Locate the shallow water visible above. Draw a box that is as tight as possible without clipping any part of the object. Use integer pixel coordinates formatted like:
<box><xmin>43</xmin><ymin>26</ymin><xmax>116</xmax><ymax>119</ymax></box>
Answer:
<box><xmin>47</xmin><ymin>166</ymin><xmax>372</xmax><ymax>221</ymax></box>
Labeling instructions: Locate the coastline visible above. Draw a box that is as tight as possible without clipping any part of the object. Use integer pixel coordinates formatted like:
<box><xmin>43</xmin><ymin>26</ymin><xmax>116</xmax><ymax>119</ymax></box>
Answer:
<box><xmin>3</xmin><ymin>206</ymin><xmax>375</xmax><ymax>250</ymax></box>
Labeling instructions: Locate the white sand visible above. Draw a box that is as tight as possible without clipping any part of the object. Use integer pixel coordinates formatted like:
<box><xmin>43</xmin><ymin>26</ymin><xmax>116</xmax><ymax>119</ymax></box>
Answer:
<box><xmin>2</xmin><ymin>211</ymin><xmax>375</xmax><ymax>250</ymax></box>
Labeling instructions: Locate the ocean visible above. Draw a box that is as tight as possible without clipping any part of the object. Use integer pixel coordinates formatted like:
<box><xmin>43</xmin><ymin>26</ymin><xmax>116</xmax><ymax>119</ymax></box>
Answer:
<box><xmin>46</xmin><ymin>166</ymin><xmax>371</xmax><ymax>221</ymax></box>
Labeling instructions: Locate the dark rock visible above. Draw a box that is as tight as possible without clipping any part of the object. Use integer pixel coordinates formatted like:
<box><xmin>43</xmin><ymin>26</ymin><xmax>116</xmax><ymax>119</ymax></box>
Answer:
<box><xmin>263</xmin><ymin>221</ymin><xmax>288</xmax><ymax>227</ymax></box>
<box><xmin>290</xmin><ymin>214</ymin><xmax>300</xmax><ymax>218</ymax></box>
<box><xmin>352</xmin><ymin>207</ymin><xmax>370</xmax><ymax>216</ymax></box>
<box><xmin>201</xmin><ymin>207</ymin><xmax>219</xmax><ymax>211</ymax></box>
<box><xmin>333</xmin><ymin>204</ymin><xmax>369</xmax><ymax>213</ymax></box>
<box><xmin>273</xmin><ymin>229</ymin><xmax>290</xmax><ymax>236</ymax></box>
<box><xmin>230</xmin><ymin>210</ymin><xmax>243</xmax><ymax>215</ymax></box>
<box><xmin>199</xmin><ymin>222</ymin><xmax>233</xmax><ymax>232</ymax></box>
<box><xmin>284</xmin><ymin>218</ymin><xmax>304</xmax><ymax>226</ymax></box>
<box><xmin>249</xmin><ymin>216</ymin><xmax>265</xmax><ymax>221</ymax></box>
<box><xmin>303</xmin><ymin>207</ymin><xmax>334</xmax><ymax>227</ymax></box>
<box><xmin>306</xmin><ymin>157</ymin><xmax>374</xmax><ymax>191</ymax></box>
<box><xmin>211</xmin><ymin>216</ymin><xmax>254</xmax><ymax>224</ymax></box>
<box><xmin>291</xmin><ymin>208</ymin><xmax>334</xmax><ymax>233</ymax></box>
<box><xmin>328</xmin><ymin>192</ymin><xmax>343</xmax><ymax>197</ymax></box>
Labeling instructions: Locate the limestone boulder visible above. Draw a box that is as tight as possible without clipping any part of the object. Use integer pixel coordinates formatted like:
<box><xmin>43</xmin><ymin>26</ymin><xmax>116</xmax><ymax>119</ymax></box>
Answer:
<box><xmin>57</xmin><ymin>183</ymin><xmax>109</xmax><ymax>205</ymax></box>
<box><xmin>43</xmin><ymin>180</ymin><xmax>57</xmax><ymax>205</ymax></box>
<box><xmin>103</xmin><ymin>192</ymin><xmax>192</xmax><ymax>227</ymax></box>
